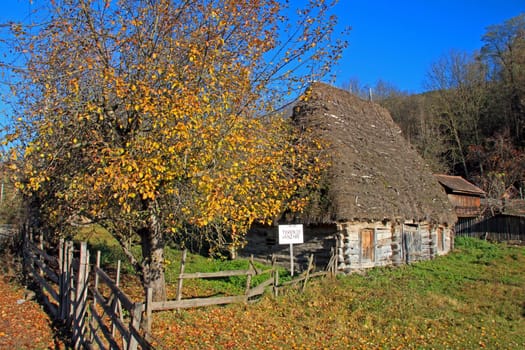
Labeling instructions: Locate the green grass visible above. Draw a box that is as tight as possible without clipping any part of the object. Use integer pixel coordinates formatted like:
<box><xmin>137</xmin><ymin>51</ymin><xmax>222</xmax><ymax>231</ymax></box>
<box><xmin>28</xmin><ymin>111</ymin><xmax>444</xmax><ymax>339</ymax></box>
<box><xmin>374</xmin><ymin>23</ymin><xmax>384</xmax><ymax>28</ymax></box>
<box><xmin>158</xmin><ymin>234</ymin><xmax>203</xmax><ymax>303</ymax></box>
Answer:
<box><xmin>151</xmin><ymin>237</ymin><xmax>525</xmax><ymax>349</ymax></box>
<box><xmin>75</xmin><ymin>228</ymin><xmax>525</xmax><ymax>349</ymax></box>
<box><xmin>72</xmin><ymin>224</ymin><xmax>288</xmax><ymax>295</ymax></box>
<box><xmin>73</xmin><ymin>224</ymin><xmax>137</xmax><ymax>273</ymax></box>
<box><xmin>163</xmin><ymin>247</ymin><xmax>291</xmax><ymax>296</ymax></box>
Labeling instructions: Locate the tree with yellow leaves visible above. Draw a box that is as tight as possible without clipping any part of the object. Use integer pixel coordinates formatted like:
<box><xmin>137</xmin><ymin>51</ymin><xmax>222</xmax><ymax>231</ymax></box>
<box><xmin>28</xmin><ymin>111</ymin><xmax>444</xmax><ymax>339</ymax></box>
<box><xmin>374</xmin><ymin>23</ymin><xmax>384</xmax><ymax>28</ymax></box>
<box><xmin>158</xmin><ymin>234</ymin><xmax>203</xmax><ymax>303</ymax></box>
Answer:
<box><xmin>2</xmin><ymin>0</ymin><xmax>347</xmax><ymax>301</ymax></box>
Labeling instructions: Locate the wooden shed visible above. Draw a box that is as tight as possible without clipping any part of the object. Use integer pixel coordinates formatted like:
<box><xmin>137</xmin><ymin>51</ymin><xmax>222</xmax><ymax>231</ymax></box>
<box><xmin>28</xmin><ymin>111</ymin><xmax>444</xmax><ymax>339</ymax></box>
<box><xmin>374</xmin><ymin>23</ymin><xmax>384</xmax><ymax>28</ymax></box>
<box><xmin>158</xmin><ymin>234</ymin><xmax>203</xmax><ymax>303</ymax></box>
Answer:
<box><xmin>458</xmin><ymin>199</ymin><xmax>525</xmax><ymax>241</ymax></box>
<box><xmin>241</xmin><ymin>83</ymin><xmax>457</xmax><ymax>272</ymax></box>
<box><xmin>471</xmin><ymin>213</ymin><xmax>525</xmax><ymax>241</ymax></box>
<box><xmin>434</xmin><ymin>174</ymin><xmax>485</xmax><ymax>218</ymax></box>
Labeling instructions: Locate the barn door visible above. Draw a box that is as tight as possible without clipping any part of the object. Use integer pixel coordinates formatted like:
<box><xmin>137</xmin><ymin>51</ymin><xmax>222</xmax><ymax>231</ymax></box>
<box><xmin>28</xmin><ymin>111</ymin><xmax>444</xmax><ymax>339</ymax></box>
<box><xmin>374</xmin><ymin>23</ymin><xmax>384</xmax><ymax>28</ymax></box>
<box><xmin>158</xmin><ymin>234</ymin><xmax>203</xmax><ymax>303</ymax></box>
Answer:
<box><xmin>360</xmin><ymin>228</ymin><xmax>375</xmax><ymax>262</ymax></box>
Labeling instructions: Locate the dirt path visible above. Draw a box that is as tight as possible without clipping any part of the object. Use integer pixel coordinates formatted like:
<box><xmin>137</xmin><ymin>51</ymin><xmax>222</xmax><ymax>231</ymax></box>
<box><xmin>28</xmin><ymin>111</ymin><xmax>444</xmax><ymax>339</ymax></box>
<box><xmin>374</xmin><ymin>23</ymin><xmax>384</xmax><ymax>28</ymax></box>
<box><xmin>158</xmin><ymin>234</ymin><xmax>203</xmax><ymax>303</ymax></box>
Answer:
<box><xmin>0</xmin><ymin>276</ymin><xmax>65</xmax><ymax>349</ymax></box>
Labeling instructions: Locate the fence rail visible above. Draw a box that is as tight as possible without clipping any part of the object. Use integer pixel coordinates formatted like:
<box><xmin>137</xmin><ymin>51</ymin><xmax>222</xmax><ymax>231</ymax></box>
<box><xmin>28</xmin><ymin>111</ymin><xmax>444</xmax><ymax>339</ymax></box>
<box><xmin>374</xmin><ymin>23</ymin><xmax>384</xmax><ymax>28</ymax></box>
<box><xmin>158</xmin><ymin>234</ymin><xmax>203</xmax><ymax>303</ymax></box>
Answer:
<box><xmin>142</xmin><ymin>250</ymin><xmax>333</xmax><ymax>339</ymax></box>
<box><xmin>23</xmin><ymin>230</ymin><xmax>335</xmax><ymax>348</ymax></box>
<box><xmin>23</xmin><ymin>231</ymin><xmax>151</xmax><ymax>349</ymax></box>
<box><xmin>89</xmin><ymin>251</ymin><xmax>149</xmax><ymax>350</ymax></box>
<box><xmin>143</xmin><ymin>249</ymin><xmax>275</xmax><ymax>336</ymax></box>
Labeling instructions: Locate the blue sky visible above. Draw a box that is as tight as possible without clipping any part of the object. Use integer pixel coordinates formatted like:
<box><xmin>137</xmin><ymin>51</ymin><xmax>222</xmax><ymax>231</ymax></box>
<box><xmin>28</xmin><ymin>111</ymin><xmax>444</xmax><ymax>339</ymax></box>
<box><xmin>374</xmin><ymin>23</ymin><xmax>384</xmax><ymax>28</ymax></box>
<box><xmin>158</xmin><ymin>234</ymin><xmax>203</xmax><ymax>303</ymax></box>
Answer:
<box><xmin>332</xmin><ymin>0</ymin><xmax>525</xmax><ymax>93</ymax></box>
<box><xmin>0</xmin><ymin>0</ymin><xmax>524</xmax><ymax>95</ymax></box>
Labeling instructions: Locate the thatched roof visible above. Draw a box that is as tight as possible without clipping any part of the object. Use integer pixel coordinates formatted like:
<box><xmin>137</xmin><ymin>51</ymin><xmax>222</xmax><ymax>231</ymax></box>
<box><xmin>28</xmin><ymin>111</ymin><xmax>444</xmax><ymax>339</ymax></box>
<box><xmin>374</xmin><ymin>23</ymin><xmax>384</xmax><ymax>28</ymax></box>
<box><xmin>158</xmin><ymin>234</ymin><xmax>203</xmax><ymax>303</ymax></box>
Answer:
<box><xmin>292</xmin><ymin>82</ymin><xmax>457</xmax><ymax>225</ymax></box>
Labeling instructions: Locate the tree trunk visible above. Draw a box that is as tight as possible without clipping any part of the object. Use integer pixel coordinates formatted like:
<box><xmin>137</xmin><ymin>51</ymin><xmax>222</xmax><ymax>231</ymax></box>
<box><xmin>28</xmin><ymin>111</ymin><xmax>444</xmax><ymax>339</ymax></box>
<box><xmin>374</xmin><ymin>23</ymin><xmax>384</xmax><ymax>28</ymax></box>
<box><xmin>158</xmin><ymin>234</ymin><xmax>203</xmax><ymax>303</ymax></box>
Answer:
<box><xmin>139</xmin><ymin>208</ymin><xmax>167</xmax><ymax>302</ymax></box>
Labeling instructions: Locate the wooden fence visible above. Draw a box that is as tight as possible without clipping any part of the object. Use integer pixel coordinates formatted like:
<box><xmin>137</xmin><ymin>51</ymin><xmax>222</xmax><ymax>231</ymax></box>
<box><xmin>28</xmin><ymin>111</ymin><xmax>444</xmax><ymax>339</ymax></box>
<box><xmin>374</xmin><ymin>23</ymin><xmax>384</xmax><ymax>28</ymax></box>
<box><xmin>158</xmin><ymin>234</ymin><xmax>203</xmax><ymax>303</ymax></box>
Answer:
<box><xmin>23</xmin><ymin>231</ymin><xmax>335</xmax><ymax>348</ymax></box>
<box><xmin>89</xmin><ymin>252</ymin><xmax>151</xmax><ymax>350</ymax></box>
<box><xmin>456</xmin><ymin>215</ymin><xmax>525</xmax><ymax>242</ymax></box>
<box><xmin>23</xmin><ymin>231</ymin><xmax>151</xmax><ymax>349</ymax></box>
<box><xmin>143</xmin><ymin>250</ymin><xmax>334</xmax><ymax>338</ymax></box>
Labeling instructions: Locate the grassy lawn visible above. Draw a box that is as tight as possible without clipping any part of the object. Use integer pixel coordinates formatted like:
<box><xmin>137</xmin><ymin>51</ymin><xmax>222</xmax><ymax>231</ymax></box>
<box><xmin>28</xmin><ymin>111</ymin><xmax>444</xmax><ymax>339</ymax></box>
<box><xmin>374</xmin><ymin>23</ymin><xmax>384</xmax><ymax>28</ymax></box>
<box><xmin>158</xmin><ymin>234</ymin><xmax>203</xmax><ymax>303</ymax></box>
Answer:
<box><xmin>74</xmin><ymin>225</ymin><xmax>290</xmax><ymax>299</ymax></box>
<box><xmin>147</xmin><ymin>237</ymin><xmax>525</xmax><ymax>349</ymax></box>
<box><xmin>73</xmin><ymin>227</ymin><xmax>524</xmax><ymax>349</ymax></box>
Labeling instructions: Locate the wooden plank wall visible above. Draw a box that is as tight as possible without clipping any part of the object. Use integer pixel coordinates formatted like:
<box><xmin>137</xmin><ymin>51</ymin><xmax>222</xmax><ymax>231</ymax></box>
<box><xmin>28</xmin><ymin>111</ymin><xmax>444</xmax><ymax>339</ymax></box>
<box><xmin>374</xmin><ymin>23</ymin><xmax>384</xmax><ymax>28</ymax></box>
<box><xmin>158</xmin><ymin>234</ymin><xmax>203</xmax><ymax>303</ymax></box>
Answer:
<box><xmin>337</xmin><ymin>221</ymin><xmax>452</xmax><ymax>271</ymax></box>
<box><xmin>240</xmin><ymin>223</ymin><xmax>337</xmax><ymax>272</ymax></box>
<box><xmin>243</xmin><ymin>220</ymin><xmax>453</xmax><ymax>273</ymax></box>
<box><xmin>456</xmin><ymin>214</ymin><xmax>525</xmax><ymax>241</ymax></box>
<box><xmin>338</xmin><ymin>221</ymin><xmax>393</xmax><ymax>271</ymax></box>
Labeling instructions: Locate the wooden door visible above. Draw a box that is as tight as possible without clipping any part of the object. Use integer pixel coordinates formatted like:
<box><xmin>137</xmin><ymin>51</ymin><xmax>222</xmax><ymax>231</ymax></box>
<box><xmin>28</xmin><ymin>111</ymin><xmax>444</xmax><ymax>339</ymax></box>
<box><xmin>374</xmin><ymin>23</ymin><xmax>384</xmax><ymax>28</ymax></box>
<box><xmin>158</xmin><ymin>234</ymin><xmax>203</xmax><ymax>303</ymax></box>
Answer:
<box><xmin>360</xmin><ymin>229</ymin><xmax>375</xmax><ymax>262</ymax></box>
<box><xmin>436</xmin><ymin>227</ymin><xmax>444</xmax><ymax>251</ymax></box>
<box><xmin>403</xmin><ymin>225</ymin><xmax>422</xmax><ymax>263</ymax></box>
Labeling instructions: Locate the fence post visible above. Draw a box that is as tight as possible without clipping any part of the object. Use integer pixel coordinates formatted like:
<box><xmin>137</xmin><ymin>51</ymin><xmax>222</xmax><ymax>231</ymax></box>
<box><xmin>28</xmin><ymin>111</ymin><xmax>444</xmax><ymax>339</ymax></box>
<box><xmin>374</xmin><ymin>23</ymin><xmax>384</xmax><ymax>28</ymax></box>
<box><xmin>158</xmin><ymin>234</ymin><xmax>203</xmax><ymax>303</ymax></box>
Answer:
<box><xmin>114</xmin><ymin>260</ymin><xmax>129</xmax><ymax>350</ymax></box>
<box><xmin>175</xmin><ymin>249</ymin><xmax>187</xmax><ymax>303</ymax></box>
<box><xmin>145</xmin><ymin>287</ymin><xmax>153</xmax><ymax>341</ymax></box>
<box><xmin>272</xmin><ymin>255</ymin><xmax>279</xmax><ymax>297</ymax></box>
<box><xmin>113</xmin><ymin>260</ymin><xmax>123</xmax><ymax>339</ymax></box>
<box><xmin>302</xmin><ymin>254</ymin><xmax>314</xmax><ymax>292</ymax></box>
<box><xmin>73</xmin><ymin>242</ymin><xmax>89</xmax><ymax>348</ymax></box>
<box><xmin>273</xmin><ymin>269</ymin><xmax>279</xmax><ymax>298</ymax></box>
<box><xmin>245</xmin><ymin>265</ymin><xmax>253</xmax><ymax>301</ymax></box>
<box><xmin>61</xmin><ymin>240</ymin><xmax>74</xmax><ymax>326</ymax></box>
<box><xmin>128</xmin><ymin>303</ymin><xmax>143</xmax><ymax>350</ymax></box>
<box><xmin>58</xmin><ymin>239</ymin><xmax>66</xmax><ymax>320</ymax></box>
<box><xmin>89</xmin><ymin>250</ymin><xmax>101</xmax><ymax>344</ymax></box>
<box><xmin>249</xmin><ymin>255</ymin><xmax>260</xmax><ymax>275</ymax></box>
<box><xmin>94</xmin><ymin>251</ymin><xmax>101</xmax><ymax>303</ymax></box>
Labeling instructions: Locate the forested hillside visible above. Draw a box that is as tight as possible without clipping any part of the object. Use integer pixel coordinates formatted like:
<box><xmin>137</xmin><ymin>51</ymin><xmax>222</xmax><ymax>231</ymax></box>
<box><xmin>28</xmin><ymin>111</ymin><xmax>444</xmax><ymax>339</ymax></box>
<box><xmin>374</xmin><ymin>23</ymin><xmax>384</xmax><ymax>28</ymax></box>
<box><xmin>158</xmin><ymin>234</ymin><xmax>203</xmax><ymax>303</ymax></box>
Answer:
<box><xmin>371</xmin><ymin>14</ymin><xmax>524</xmax><ymax>199</ymax></box>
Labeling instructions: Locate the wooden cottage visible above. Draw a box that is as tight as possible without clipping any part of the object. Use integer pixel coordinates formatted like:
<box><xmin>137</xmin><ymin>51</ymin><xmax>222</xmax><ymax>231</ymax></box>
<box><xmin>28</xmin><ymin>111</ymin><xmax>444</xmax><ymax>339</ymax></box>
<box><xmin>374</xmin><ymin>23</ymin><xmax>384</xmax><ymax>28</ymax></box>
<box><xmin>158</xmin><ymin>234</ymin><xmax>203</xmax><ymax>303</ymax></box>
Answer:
<box><xmin>241</xmin><ymin>83</ymin><xmax>457</xmax><ymax>272</ymax></box>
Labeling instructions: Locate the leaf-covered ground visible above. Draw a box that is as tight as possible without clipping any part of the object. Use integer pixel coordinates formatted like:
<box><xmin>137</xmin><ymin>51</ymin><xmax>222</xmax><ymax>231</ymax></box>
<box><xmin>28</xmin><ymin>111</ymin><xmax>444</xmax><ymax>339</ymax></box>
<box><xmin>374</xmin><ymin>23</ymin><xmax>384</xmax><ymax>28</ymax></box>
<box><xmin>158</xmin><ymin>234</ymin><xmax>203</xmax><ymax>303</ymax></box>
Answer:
<box><xmin>149</xmin><ymin>239</ymin><xmax>525</xmax><ymax>349</ymax></box>
<box><xmin>2</xmin><ymin>238</ymin><xmax>523</xmax><ymax>349</ymax></box>
<box><xmin>0</xmin><ymin>276</ymin><xmax>64</xmax><ymax>349</ymax></box>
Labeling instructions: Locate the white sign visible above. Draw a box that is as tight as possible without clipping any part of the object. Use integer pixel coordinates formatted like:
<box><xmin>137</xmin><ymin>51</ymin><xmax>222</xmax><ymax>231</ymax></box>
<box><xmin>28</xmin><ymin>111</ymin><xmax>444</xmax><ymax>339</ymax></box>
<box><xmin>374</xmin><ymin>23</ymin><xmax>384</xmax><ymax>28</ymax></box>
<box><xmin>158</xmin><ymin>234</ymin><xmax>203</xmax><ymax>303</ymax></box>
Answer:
<box><xmin>278</xmin><ymin>224</ymin><xmax>304</xmax><ymax>245</ymax></box>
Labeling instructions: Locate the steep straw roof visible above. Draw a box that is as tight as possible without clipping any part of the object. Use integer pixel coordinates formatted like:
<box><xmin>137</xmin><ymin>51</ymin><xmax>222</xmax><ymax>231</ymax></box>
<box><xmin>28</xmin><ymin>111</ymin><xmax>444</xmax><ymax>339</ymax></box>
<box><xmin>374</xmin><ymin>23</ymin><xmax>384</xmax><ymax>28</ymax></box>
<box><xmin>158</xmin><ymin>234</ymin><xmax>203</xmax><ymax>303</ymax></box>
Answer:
<box><xmin>292</xmin><ymin>82</ymin><xmax>456</xmax><ymax>225</ymax></box>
